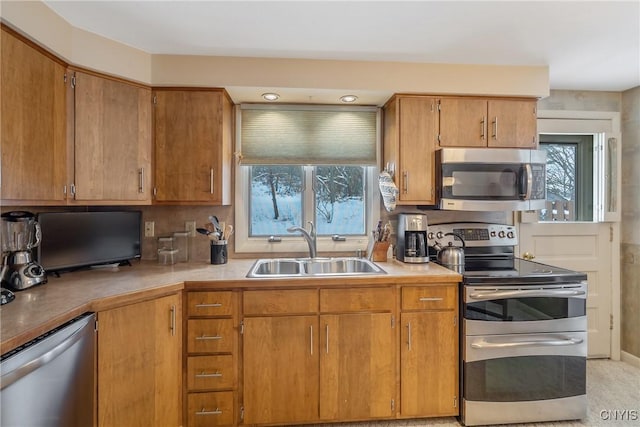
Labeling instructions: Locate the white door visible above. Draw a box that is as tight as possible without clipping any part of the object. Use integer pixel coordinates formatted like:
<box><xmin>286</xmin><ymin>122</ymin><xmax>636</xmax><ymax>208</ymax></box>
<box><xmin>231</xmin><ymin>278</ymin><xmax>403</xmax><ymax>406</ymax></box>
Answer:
<box><xmin>517</xmin><ymin>221</ymin><xmax>612</xmax><ymax>358</ymax></box>
<box><xmin>518</xmin><ymin>111</ymin><xmax>621</xmax><ymax>359</ymax></box>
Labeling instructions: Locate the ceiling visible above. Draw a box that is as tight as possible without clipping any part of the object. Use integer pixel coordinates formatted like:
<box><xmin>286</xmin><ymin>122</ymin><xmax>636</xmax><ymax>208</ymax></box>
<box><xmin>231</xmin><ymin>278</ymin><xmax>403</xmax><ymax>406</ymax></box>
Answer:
<box><xmin>43</xmin><ymin>0</ymin><xmax>640</xmax><ymax>103</ymax></box>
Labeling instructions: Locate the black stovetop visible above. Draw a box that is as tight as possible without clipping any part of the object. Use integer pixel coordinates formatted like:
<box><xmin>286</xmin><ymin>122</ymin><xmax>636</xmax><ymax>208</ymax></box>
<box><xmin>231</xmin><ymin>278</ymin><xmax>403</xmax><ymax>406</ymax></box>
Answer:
<box><xmin>460</xmin><ymin>256</ymin><xmax>588</xmax><ymax>285</ymax></box>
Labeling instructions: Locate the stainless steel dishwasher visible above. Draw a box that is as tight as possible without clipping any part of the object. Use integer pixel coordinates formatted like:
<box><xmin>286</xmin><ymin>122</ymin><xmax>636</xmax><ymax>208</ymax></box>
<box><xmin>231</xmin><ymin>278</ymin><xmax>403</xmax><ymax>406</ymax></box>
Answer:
<box><xmin>1</xmin><ymin>312</ymin><xmax>96</xmax><ymax>427</ymax></box>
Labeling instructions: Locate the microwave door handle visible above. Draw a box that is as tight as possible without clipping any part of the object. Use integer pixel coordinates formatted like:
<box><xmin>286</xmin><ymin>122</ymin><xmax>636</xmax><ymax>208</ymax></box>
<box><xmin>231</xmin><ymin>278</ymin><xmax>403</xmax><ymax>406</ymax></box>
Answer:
<box><xmin>519</xmin><ymin>164</ymin><xmax>533</xmax><ymax>200</ymax></box>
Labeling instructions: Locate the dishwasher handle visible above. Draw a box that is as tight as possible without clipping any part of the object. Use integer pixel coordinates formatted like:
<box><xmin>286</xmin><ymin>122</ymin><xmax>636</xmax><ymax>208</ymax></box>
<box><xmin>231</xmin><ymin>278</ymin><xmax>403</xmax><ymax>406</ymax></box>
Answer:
<box><xmin>1</xmin><ymin>314</ymin><xmax>94</xmax><ymax>390</ymax></box>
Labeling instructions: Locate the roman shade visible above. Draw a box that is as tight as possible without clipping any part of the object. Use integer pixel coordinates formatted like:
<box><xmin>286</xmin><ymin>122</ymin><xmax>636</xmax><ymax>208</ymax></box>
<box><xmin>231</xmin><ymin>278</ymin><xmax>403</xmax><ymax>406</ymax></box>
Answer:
<box><xmin>239</xmin><ymin>105</ymin><xmax>378</xmax><ymax>165</ymax></box>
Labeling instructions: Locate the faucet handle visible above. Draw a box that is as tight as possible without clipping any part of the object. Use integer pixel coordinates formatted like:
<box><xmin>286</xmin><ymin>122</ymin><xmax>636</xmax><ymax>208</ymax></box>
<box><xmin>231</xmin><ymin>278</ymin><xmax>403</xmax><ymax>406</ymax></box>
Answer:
<box><xmin>307</xmin><ymin>221</ymin><xmax>316</xmax><ymax>237</ymax></box>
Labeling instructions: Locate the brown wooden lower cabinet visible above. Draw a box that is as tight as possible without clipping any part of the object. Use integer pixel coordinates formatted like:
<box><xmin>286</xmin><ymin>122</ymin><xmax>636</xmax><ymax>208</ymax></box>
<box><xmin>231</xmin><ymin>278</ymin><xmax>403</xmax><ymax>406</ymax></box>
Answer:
<box><xmin>319</xmin><ymin>312</ymin><xmax>396</xmax><ymax>421</ymax></box>
<box><xmin>400</xmin><ymin>284</ymin><xmax>459</xmax><ymax>418</ymax></box>
<box><xmin>188</xmin><ymin>391</ymin><xmax>235</xmax><ymax>427</ymax></box>
<box><xmin>400</xmin><ymin>311</ymin><xmax>458</xmax><ymax>416</ymax></box>
<box><xmin>185</xmin><ymin>291</ymin><xmax>239</xmax><ymax>427</ymax></box>
<box><xmin>183</xmin><ymin>284</ymin><xmax>458</xmax><ymax>426</ymax></box>
<box><xmin>97</xmin><ymin>293</ymin><xmax>182</xmax><ymax>427</ymax></box>
<box><xmin>242</xmin><ymin>315</ymin><xmax>320</xmax><ymax>425</ymax></box>
<box><xmin>187</xmin><ymin>355</ymin><xmax>235</xmax><ymax>391</ymax></box>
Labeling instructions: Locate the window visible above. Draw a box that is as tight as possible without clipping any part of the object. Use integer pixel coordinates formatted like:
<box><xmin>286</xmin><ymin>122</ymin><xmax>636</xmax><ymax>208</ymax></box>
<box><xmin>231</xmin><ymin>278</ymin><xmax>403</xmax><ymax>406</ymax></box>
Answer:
<box><xmin>539</xmin><ymin>134</ymin><xmax>594</xmax><ymax>221</ymax></box>
<box><xmin>249</xmin><ymin>165</ymin><xmax>366</xmax><ymax>237</ymax></box>
<box><xmin>235</xmin><ymin>104</ymin><xmax>380</xmax><ymax>254</ymax></box>
<box><xmin>533</xmin><ymin>128</ymin><xmax>620</xmax><ymax>223</ymax></box>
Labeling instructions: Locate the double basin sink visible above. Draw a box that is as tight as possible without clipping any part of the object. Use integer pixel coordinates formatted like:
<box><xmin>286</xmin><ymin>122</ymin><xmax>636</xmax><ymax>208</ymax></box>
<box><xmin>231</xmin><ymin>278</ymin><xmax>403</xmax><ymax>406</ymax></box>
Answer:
<box><xmin>247</xmin><ymin>257</ymin><xmax>386</xmax><ymax>278</ymax></box>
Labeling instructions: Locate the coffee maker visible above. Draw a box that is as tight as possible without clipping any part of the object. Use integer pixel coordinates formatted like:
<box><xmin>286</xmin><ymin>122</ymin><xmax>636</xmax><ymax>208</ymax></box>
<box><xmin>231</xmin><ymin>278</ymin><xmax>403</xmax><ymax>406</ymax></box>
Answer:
<box><xmin>1</xmin><ymin>211</ymin><xmax>47</xmax><ymax>290</ymax></box>
<box><xmin>396</xmin><ymin>213</ymin><xmax>429</xmax><ymax>263</ymax></box>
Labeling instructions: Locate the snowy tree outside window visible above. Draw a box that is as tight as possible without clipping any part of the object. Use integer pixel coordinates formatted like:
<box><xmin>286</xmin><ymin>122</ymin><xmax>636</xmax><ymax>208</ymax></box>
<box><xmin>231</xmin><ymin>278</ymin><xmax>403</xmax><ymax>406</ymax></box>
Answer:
<box><xmin>250</xmin><ymin>165</ymin><xmax>365</xmax><ymax>236</ymax></box>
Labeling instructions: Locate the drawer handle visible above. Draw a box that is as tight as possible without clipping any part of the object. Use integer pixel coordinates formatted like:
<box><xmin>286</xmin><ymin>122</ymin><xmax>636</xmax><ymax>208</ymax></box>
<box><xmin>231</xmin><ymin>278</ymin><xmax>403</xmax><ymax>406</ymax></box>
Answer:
<box><xmin>195</xmin><ymin>371</ymin><xmax>223</xmax><ymax>378</ymax></box>
<box><xmin>196</xmin><ymin>407</ymin><xmax>222</xmax><ymax>416</ymax></box>
<box><xmin>196</xmin><ymin>335</ymin><xmax>222</xmax><ymax>340</ymax></box>
<box><xmin>195</xmin><ymin>303</ymin><xmax>223</xmax><ymax>308</ymax></box>
<box><xmin>419</xmin><ymin>297</ymin><xmax>443</xmax><ymax>302</ymax></box>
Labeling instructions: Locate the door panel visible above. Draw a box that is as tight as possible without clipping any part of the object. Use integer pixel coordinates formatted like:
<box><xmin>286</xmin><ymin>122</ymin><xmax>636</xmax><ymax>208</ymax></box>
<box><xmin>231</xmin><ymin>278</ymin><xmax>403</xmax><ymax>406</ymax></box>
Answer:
<box><xmin>398</xmin><ymin>97</ymin><xmax>438</xmax><ymax>204</ymax></box>
<box><xmin>401</xmin><ymin>312</ymin><xmax>458</xmax><ymax>417</ymax></box>
<box><xmin>439</xmin><ymin>98</ymin><xmax>487</xmax><ymax>147</ymax></box>
<box><xmin>320</xmin><ymin>313</ymin><xmax>395</xmax><ymax>420</ymax></box>
<box><xmin>74</xmin><ymin>71</ymin><xmax>151</xmax><ymax>201</ymax></box>
<box><xmin>518</xmin><ymin>222</ymin><xmax>611</xmax><ymax>357</ymax></box>
<box><xmin>243</xmin><ymin>316</ymin><xmax>319</xmax><ymax>424</ymax></box>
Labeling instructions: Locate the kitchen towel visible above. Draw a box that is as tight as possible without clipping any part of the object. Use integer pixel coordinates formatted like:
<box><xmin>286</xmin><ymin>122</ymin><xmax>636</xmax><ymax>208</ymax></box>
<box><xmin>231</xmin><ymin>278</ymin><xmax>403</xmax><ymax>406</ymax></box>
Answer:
<box><xmin>378</xmin><ymin>171</ymin><xmax>399</xmax><ymax>212</ymax></box>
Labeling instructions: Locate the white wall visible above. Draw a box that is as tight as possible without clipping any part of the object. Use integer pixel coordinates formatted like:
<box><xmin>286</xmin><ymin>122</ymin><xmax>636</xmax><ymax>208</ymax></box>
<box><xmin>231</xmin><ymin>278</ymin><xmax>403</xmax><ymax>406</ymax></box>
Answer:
<box><xmin>1</xmin><ymin>0</ymin><xmax>549</xmax><ymax>102</ymax></box>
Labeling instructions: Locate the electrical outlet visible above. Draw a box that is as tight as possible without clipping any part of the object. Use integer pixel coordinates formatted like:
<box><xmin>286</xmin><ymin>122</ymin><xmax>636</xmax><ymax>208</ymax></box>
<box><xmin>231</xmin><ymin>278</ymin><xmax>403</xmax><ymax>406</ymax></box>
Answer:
<box><xmin>144</xmin><ymin>221</ymin><xmax>155</xmax><ymax>237</ymax></box>
<box><xmin>185</xmin><ymin>221</ymin><xmax>197</xmax><ymax>237</ymax></box>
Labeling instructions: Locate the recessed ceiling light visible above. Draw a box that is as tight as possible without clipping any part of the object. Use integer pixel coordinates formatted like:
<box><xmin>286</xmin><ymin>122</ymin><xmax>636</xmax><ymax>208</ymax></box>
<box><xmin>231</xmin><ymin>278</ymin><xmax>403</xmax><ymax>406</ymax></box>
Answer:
<box><xmin>262</xmin><ymin>92</ymin><xmax>280</xmax><ymax>101</ymax></box>
<box><xmin>340</xmin><ymin>95</ymin><xmax>358</xmax><ymax>103</ymax></box>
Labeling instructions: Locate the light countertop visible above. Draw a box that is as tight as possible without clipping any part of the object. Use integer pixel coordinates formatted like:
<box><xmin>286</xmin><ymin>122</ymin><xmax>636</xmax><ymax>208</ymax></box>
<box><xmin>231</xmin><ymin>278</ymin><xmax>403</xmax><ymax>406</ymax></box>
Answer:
<box><xmin>1</xmin><ymin>258</ymin><xmax>460</xmax><ymax>354</ymax></box>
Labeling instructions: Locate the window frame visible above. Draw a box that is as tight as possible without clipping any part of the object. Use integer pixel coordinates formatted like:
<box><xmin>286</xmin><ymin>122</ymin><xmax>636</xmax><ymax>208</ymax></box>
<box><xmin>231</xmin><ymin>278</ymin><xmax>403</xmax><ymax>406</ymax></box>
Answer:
<box><xmin>521</xmin><ymin>112</ymin><xmax>621</xmax><ymax>223</ymax></box>
<box><xmin>234</xmin><ymin>106</ymin><xmax>382</xmax><ymax>254</ymax></box>
<box><xmin>236</xmin><ymin>164</ymin><xmax>379</xmax><ymax>254</ymax></box>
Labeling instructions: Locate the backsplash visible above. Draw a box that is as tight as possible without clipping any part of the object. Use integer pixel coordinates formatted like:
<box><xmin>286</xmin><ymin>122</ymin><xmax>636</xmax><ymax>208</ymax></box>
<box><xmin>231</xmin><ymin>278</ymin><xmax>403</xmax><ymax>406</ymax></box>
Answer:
<box><xmin>2</xmin><ymin>204</ymin><xmax>508</xmax><ymax>264</ymax></box>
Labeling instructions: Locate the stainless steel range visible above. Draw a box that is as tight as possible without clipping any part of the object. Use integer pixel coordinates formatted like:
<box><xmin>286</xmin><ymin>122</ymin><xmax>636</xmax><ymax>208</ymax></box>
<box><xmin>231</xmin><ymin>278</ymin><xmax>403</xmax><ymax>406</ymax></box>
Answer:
<box><xmin>427</xmin><ymin>223</ymin><xmax>588</xmax><ymax>427</ymax></box>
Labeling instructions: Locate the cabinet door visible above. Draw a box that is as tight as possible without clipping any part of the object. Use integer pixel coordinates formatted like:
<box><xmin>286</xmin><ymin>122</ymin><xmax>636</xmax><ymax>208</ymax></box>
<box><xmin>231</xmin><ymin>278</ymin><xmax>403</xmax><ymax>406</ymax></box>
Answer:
<box><xmin>1</xmin><ymin>28</ymin><xmax>67</xmax><ymax>203</ymax></box>
<box><xmin>400</xmin><ymin>311</ymin><xmax>458</xmax><ymax>417</ymax></box>
<box><xmin>320</xmin><ymin>313</ymin><xmax>396</xmax><ymax>420</ymax></box>
<box><xmin>439</xmin><ymin>98</ymin><xmax>488</xmax><ymax>147</ymax></box>
<box><xmin>73</xmin><ymin>71</ymin><xmax>152</xmax><ymax>202</ymax></box>
<box><xmin>243</xmin><ymin>316</ymin><xmax>319</xmax><ymax>424</ymax></box>
<box><xmin>98</xmin><ymin>293</ymin><xmax>182</xmax><ymax>427</ymax></box>
<box><xmin>398</xmin><ymin>96</ymin><xmax>438</xmax><ymax>204</ymax></box>
<box><xmin>487</xmin><ymin>99</ymin><xmax>537</xmax><ymax>148</ymax></box>
<box><xmin>154</xmin><ymin>90</ymin><xmax>226</xmax><ymax>203</ymax></box>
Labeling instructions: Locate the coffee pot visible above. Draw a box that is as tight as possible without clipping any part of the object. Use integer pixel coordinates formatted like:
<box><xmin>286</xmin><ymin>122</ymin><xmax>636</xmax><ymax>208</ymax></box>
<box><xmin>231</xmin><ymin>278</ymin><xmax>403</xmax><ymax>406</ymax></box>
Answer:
<box><xmin>1</xmin><ymin>211</ymin><xmax>47</xmax><ymax>290</ymax></box>
<box><xmin>432</xmin><ymin>232</ymin><xmax>465</xmax><ymax>273</ymax></box>
<box><xmin>397</xmin><ymin>213</ymin><xmax>429</xmax><ymax>263</ymax></box>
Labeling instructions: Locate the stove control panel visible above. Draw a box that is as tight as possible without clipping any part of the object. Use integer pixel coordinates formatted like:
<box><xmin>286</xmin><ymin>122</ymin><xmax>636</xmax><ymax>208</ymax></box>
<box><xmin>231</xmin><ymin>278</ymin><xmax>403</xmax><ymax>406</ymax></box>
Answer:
<box><xmin>427</xmin><ymin>223</ymin><xmax>518</xmax><ymax>248</ymax></box>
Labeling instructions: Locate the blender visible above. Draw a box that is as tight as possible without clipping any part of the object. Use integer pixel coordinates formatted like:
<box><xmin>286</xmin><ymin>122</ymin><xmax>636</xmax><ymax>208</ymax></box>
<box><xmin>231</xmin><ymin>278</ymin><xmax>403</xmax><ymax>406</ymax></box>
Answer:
<box><xmin>1</xmin><ymin>211</ymin><xmax>47</xmax><ymax>290</ymax></box>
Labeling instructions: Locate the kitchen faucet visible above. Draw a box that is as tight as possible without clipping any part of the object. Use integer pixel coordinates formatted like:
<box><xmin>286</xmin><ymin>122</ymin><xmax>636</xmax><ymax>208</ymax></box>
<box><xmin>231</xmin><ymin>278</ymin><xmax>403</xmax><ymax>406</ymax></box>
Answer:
<box><xmin>287</xmin><ymin>221</ymin><xmax>317</xmax><ymax>258</ymax></box>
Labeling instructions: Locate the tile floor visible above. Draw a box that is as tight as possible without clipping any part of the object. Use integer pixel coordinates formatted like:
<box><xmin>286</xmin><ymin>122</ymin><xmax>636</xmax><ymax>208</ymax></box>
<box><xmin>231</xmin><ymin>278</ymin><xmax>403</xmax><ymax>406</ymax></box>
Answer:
<box><xmin>306</xmin><ymin>360</ymin><xmax>640</xmax><ymax>427</ymax></box>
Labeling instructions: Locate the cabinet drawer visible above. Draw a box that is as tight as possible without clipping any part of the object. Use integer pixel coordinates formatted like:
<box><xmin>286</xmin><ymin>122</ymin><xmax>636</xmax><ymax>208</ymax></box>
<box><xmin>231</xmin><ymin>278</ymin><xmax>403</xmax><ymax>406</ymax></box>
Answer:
<box><xmin>187</xmin><ymin>391</ymin><xmax>234</xmax><ymax>427</ymax></box>
<box><xmin>402</xmin><ymin>286</ymin><xmax>457</xmax><ymax>310</ymax></box>
<box><xmin>243</xmin><ymin>289</ymin><xmax>318</xmax><ymax>315</ymax></box>
<box><xmin>188</xmin><ymin>291</ymin><xmax>235</xmax><ymax>316</ymax></box>
<box><xmin>320</xmin><ymin>287</ymin><xmax>394</xmax><ymax>312</ymax></box>
<box><xmin>188</xmin><ymin>319</ymin><xmax>235</xmax><ymax>353</ymax></box>
<box><xmin>187</xmin><ymin>355</ymin><xmax>235</xmax><ymax>391</ymax></box>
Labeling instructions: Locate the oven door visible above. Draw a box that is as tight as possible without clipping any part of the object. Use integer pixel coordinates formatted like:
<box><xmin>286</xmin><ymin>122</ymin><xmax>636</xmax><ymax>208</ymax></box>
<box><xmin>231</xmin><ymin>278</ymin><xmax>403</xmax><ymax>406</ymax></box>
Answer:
<box><xmin>462</xmin><ymin>331</ymin><xmax>587</xmax><ymax>426</ymax></box>
<box><xmin>464</xmin><ymin>282</ymin><xmax>587</xmax><ymax>335</ymax></box>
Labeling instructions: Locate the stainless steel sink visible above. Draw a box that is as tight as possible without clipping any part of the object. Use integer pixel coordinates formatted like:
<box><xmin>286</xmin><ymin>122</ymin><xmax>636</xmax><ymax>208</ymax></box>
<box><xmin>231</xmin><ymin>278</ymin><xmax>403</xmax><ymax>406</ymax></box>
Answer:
<box><xmin>251</xmin><ymin>259</ymin><xmax>302</xmax><ymax>276</ymax></box>
<box><xmin>246</xmin><ymin>257</ymin><xmax>386</xmax><ymax>278</ymax></box>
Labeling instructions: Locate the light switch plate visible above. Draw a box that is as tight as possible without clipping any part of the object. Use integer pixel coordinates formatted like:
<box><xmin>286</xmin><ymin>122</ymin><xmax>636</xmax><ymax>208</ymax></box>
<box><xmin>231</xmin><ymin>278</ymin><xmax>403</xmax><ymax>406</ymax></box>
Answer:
<box><xmin>144</xmin><ymin>221</ymin><xmax>155</xmax><ymax>237</ymax></box>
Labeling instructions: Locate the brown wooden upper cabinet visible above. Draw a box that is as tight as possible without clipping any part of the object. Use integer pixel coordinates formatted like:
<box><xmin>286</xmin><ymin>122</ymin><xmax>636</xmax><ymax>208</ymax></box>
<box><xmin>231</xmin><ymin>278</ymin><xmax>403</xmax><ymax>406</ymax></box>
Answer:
<box><xmin>1</xmin><ymin>26</ymin><xmax>67</xmax><ymax>205</ymax></box>
<box><xmin>383</xmin><ymin>96</ymin><xmax>439</xmax><ymax>205</ymax></box>
<box><xmin>153</xmin><ymin>89</ymin><xmax>232</xmax><ymax>205</ymax></box>
<box><xmin>439</xmin><ymin>98</ymin><xmax>538</xmax><ymax>148</ymax></box>
<box><xmin>71</xmin><ymin>70</ymin><xmax>152</xmax><ymax>203</ymax></box>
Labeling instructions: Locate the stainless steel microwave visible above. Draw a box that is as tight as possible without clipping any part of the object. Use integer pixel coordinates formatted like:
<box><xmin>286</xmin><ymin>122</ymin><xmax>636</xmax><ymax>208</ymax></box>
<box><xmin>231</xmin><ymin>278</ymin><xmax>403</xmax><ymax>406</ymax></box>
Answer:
<box><xmin>437</xmin><ymin>148</ymin><xmax>546</xmax><ymax>211</ymax></box>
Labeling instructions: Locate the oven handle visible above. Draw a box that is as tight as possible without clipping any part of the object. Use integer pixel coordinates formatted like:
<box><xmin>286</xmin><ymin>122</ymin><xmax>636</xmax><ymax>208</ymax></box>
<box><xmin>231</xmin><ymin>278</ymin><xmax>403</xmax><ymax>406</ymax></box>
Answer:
<box><xmin>469</xmin><ymin>289</ymin><xmax>586</xmax><ymax>300</ymax></box>
<box><xmin>471</xmin><ymin>337</ymin><xmax>583</xmax><ymax>349</ymax></box>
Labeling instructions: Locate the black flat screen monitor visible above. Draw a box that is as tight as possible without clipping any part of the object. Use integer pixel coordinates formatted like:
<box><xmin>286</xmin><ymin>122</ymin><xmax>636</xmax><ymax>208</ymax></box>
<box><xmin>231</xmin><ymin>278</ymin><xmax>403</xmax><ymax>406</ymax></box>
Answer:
<box><xmin>37</xmin><ymin>211</ymin><xmax>141</xmax><ymax>272</ymax></box>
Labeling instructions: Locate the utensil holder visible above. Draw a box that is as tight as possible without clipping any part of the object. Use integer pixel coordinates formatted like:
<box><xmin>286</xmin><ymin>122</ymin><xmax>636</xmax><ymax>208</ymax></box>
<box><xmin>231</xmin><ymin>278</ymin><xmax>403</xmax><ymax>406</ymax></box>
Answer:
<box><xmin>210</xmin><ymin>240</ymin><xmax>228</xmax><ymax>265</ymax></box>
<box><xmin>371</xmin><ymin>241</ymin><xmax>390</xmax><ymax>262</ymax></box>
